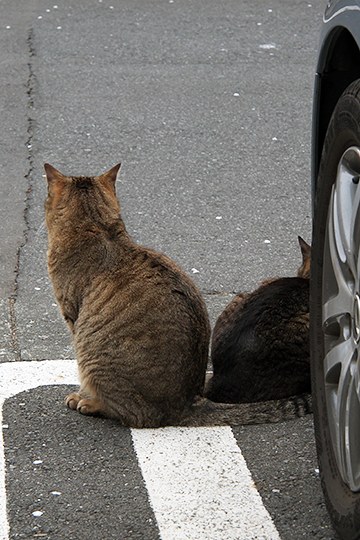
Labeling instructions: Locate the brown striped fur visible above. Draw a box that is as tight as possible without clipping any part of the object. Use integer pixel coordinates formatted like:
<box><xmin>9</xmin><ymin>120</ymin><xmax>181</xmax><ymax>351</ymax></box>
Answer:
<box><xmin>45</xmin><ymin>163</ymin><xmax>211</xmax><ymax>427</ymax></box>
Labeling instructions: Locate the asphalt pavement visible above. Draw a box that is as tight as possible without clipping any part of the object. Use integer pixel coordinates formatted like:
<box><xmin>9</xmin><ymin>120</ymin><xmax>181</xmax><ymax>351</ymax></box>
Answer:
<box><xmin>0</xmin><ymin>0</ymin><xmax>338</xmax><ymax>539</ymax></box>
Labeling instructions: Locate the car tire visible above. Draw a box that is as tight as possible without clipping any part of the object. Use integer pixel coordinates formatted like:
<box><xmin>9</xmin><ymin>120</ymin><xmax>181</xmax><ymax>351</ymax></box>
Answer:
<box><xmin>311</xmin><ymin>79</ymin><xmax>360</xmax><ymax>539</ymax></box>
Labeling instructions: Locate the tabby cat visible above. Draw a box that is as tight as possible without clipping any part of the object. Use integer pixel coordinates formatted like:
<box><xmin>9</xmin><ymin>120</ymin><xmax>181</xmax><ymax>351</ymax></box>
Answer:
<box><xmin>44</xmin><ymin>163</ymin><xmax>311</xmax><ymax>427</ymax></box>
<box><xmin>205</xmin><ymin>237</ymin><xmax>311</xmax><ymax>405</ymax></box>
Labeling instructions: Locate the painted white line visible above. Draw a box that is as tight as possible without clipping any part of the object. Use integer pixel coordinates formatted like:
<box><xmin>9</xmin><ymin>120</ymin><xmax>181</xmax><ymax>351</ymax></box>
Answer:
<box><xmin>0</xmin><ymin>360</ymin><xmax>281</xmax><ymax>540</ymax></box>
<box><xmin>132</xmin><ymin>427</ymin><xmax>281</xmax><ymax>540</ymax></box>
<box><xmin>0</xmin><ymin>360</ymin><xmax>78</xmax><ymax>540</ymax></box>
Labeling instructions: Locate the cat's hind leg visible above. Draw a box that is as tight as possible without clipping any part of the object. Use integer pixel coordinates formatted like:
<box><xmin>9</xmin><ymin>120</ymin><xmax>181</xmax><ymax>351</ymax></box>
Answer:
<box><xmin>66</xmin><ymin>377</ymin><xmax>170</xmax><ymax>427</ymax></box>
<box><xmin>96</xmin><ymin>386</ymin><xmax>168</xmax><ymax>427</ymax></box>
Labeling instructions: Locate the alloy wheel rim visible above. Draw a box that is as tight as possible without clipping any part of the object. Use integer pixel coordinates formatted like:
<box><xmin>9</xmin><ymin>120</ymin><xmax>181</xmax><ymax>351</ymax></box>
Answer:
<box><xmin>322</xmin><ymin>146</ymin><xmax>360</xmax><ymax>492</ymax></box>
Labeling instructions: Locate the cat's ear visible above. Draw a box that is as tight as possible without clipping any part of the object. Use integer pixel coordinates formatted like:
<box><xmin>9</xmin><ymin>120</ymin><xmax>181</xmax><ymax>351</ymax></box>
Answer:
<box><xmin>44</xmin><ymin>163</ymin><xmax>66</xmax><ymax>183</ymax></box>
<box><xmin>297</xmin><ymin>236</ymin><xmax>311</xmax><ymax>278</ymax></box>
<box><xmin>44</xmin><ymin>163</ymin><xmax>69</xmax><ymax>199</ymax></box>
<box><xmin>98</xmin><ymin>163</ymin><xmax>121</xmax><ymax>193</ymax></box>
<box><xmin>298</xmin><ymin>236</ymin><xmax>311</xmax><ymax>258</ymax></box>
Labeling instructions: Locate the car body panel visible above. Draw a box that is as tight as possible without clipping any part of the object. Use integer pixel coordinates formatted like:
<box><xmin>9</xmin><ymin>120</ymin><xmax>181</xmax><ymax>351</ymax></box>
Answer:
<box><xmin>311</xmin><ymin>1</ymin><xmax>360</xmax><ymax>206</ymax></box>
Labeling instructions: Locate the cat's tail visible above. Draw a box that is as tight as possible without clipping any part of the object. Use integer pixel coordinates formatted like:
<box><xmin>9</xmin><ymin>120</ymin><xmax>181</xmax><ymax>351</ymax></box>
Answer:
<box><xmin>177</xmin><ymin>394</ymin><xmax>312</xmax><ymax>427</ymax></box>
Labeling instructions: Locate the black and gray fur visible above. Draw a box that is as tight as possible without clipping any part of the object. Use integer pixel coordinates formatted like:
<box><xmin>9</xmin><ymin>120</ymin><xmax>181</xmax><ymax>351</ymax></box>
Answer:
<box><xmin>205</xmin><ymin>237</ymin><xmax>311</xmax><ymax>411</ymax></box>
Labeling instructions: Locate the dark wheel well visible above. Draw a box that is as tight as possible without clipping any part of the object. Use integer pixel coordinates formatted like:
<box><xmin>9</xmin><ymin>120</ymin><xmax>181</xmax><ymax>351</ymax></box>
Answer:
<box><xmin>314</xmin><ymin>29</ymin><xmax>360</xmax><ymax>183</ymax></box>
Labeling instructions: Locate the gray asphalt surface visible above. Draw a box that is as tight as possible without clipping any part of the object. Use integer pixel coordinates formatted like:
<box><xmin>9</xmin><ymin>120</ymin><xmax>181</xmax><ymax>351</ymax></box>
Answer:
<box><xmin>2</xmin><ymin>0</ymin><xmax>316</xmax><ymax>360</ymax></box>
<box><xmin>0</xmin><ymin>0</ymin><xmax>338</xmax><ymax>538</ymax></box>
<box><xmin>4</xmin><ymin>387</ymin><xmax>159</xmax><ymax>540</ymax></box>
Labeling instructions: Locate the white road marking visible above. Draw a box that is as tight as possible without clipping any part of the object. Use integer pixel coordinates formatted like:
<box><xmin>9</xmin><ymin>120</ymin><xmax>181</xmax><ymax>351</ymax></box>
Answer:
<box><xmin>0</xmin><ymin>360</ymin><xmax>281</xmax><ymax>540</ymax></box>
<box><xmin>132</xmin><ymin>427</ymin><xmax>280</xmax><ymax>540</ymax></box>
<box><xmin>0</xmin><ymin>360</ymin><xmax>78</xmax><ymax>540</ymax></box>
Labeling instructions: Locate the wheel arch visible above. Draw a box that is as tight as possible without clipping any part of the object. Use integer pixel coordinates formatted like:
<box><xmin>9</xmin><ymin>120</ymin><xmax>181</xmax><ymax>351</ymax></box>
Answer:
<box><xmin>312</xmin><ymin>27</ymin><xmax>360</xmax><ymax>201</ymax></box>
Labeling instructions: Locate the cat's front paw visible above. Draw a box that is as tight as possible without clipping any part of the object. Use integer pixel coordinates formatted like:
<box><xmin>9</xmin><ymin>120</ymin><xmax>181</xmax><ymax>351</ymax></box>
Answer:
<box><xmin>77</xmin><ymin>398</ymin><xmax>102</xmax><ymax>416</ymax></box>
<box><xmin>66</xmin><ymin>392</ymin><xmax>81</xmax><ymax>410</ymax></box>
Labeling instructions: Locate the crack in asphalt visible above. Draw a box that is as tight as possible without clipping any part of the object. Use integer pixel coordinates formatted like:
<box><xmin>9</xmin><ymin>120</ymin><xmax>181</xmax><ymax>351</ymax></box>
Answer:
<box><xmin>203</xmin><ymin>289</ymin><xmax>237</xmax><ymax>297</ymax></box>
<box><xmin>8</xmin><ymin>28</ymin><xmax>36</xmax><ymax>361</ymax></box>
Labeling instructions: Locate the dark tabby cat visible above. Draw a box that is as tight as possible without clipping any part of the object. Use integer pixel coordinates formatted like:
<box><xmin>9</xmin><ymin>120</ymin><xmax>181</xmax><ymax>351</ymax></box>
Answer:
<box><xmin>205</xmin><ymin>237</ymin><xmax>311</xmax><ymax>406</ymax></box>
<box><xmin>44</xmin><ymin>163</ymin><xmax>310</xmax><ymax>427</ymax></box>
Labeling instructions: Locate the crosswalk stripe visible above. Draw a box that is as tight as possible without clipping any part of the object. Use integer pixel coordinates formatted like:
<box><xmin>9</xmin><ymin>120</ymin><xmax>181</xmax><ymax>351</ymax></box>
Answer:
<box><xmin>0</xmin><ymin>360</ymin><xmax>281</xmax><ymax>539</ymax></box>
<box><xmin>132</xmin><ymin>427</ymin><xmax>280</xmax><ymax>540</ymax></box>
